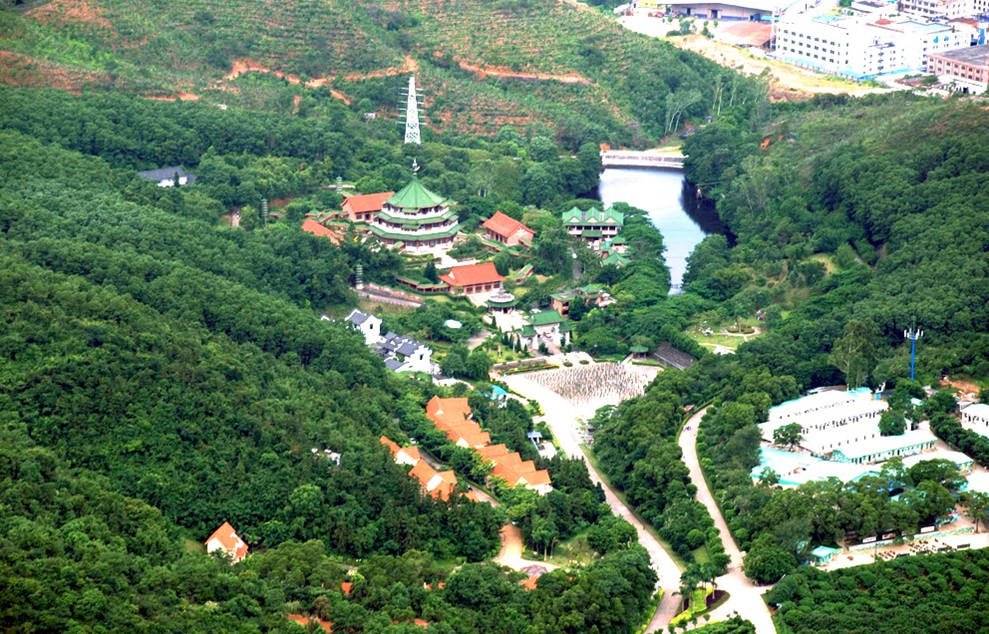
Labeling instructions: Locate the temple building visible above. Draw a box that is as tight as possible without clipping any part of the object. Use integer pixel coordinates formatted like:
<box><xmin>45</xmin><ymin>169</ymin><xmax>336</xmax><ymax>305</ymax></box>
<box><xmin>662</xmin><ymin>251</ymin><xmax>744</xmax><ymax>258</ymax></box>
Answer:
<box><xmin>562</xmin><ymin>206</ymin><xmax>624</xmax><ymax>250</ymax></box>
<box><xmin>369</xmin><ymin>178</ymin><xmax>459</xmax><ymax>252</ymax></box>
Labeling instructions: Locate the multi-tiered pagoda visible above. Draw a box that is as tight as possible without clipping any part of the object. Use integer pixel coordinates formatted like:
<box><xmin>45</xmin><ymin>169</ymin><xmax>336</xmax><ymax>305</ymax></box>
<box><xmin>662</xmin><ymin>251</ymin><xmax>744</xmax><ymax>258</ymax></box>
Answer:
<box><xmin>369</xmin><ymin>178</ymin><xmax>459</xmax><ymax>252</ymax></box>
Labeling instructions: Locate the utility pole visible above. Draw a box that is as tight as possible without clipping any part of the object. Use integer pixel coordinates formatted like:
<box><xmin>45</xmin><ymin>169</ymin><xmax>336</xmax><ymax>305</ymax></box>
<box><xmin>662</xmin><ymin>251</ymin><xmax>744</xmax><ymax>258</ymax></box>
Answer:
<box><xmin>904</xmin><ymin>327</ymin><xmax>923</xmax><ymax>380</ymax></box>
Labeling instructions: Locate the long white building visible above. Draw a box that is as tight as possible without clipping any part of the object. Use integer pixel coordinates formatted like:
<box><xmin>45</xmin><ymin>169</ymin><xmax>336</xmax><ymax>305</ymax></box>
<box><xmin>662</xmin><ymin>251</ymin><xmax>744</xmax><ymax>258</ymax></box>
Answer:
<box><xmin>775</xmin><ymin>14</ymin><xmax>971</xmax><ymax>78</ymax></box>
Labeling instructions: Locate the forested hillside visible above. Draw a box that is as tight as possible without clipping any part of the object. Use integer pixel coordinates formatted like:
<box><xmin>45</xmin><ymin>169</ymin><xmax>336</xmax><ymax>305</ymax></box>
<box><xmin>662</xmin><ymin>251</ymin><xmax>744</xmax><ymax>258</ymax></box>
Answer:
<box><xmin>0</xmin><ymin>81</ymin><xmax>665</xmax><ymax>629</ymax></box>
<box><xmin>683</xmin><ymin>94</ymin><xmax>989</xmax><ymax>387</ymax></box>
<box><xmin>0</xmin><ymin>0</ymin><xmax>762</xmax><ymax>144</ymax></box>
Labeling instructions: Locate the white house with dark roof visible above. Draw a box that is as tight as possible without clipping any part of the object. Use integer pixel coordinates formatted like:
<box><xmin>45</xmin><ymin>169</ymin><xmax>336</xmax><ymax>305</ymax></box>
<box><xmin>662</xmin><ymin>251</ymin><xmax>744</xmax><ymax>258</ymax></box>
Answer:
<box><xmin>344</xmin><ymin>308</ymin><xmax>383</xmax><ymax>345</ymax></box>
<box><xmin>137</xmin><ymin>166</ymin><xmax>197</xmax><ymax>187</ymax></box>
<box><xmin>378</xmin><ymin>332</ymin><xmax>433</xmax><ymax>373</ymax></box>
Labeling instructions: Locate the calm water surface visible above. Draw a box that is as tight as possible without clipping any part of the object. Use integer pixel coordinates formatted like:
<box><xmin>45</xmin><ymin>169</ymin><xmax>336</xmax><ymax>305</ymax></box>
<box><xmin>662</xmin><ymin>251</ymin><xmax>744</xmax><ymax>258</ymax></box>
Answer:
<box><xmin>597</xmin><ymin>167</ymin><xmax>724</xmax><ymax>290</ymax></box>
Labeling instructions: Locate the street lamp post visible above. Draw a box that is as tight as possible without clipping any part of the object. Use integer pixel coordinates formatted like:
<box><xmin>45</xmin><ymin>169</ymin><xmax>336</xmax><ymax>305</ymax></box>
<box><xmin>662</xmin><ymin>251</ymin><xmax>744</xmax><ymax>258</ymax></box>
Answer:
<box><xmin>904</xmin><ymin>328</ymin><xmax>923</xmax><ymax>381</ymax></box>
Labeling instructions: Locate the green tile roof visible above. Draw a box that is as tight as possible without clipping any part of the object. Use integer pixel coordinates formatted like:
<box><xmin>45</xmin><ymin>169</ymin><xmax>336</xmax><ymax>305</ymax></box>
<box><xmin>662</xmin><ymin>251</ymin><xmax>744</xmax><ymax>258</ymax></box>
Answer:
<box><xmin>376</xmin><ymin>208</ymin><xmax>458</xmax><ymax>226</ymax></box>
<box><xmin>528</xmin><ymin>309</ymin><xmax>567</xmax><ymax>326</ymax></box>
<box><xmin>369</xmin><ymin>224</ymin><xmax>461</xmax><ymax>241</ymax></box>
<box><xmin>386</xmin><ymin>178</ymin><xmax>448</xmax><ymax>209</ymax></box>
<box><xmin>561</xmin><ymin>206</ymin><xmax>624</xmax><ymax>227</ymax></box>
<box><xmin>602</xmin><ymin>251</ymin><xmax>631</xmax><ymax>266</ymax></box>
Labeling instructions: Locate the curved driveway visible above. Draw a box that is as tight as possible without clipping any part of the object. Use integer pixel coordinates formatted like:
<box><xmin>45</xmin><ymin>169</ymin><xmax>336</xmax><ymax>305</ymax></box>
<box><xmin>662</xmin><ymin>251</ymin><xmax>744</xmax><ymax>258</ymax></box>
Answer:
<box><xmin>501</xmin><ymin>373</ymin><xmax>683</xmax><ymax>632</ymax></box>
<box><xmin>679</xmin><ymin>407</ymin><xmax>777</xmax><ymax>633</ymax></box>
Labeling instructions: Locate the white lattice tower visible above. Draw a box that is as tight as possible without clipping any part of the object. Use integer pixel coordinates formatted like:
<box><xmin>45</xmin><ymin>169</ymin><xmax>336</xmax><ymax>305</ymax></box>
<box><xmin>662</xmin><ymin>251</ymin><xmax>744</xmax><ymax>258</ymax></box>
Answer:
<box><xmin>404</xmin><ymin>76</ymin><xmax>421</xmax><ymax>145</ymax></box>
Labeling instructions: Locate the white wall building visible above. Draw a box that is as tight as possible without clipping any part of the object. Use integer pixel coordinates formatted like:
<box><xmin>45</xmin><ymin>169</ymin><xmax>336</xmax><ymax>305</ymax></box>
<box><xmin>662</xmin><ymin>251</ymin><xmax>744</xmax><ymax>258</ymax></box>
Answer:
<box><xmin>775</xmin><ymin>14</ymin><xmax>969</xmax><ymax>78</ymax></box>
<box><xmin>344</xmin><ymin>308</ymin><xmax>382</xmax><ymax>346</ymax></box>
<box><xmin>899</xmin><ymin>0</ymin><xmax>973</xmax><ymax>20</ymax></box>
<box><xmin>961</xmin><ymin>402</ymin><xmax>989</xmax><ymax>427</ymax></box>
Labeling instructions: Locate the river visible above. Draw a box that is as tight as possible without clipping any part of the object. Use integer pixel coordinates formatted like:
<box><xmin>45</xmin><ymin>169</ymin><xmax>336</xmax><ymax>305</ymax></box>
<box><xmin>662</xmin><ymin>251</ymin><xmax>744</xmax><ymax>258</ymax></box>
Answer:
<box><xmin>597</xmin><ymin>167</ymin><xmax>725</xmax><ymax>290</ymax></box>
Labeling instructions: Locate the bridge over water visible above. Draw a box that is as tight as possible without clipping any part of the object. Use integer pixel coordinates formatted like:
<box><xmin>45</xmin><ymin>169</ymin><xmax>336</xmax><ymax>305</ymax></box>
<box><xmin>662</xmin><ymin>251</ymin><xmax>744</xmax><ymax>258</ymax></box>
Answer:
<box><xmin>600</xmin><ymin>150</ymin><xmax>684</xmax><ymax>170</ymax></box>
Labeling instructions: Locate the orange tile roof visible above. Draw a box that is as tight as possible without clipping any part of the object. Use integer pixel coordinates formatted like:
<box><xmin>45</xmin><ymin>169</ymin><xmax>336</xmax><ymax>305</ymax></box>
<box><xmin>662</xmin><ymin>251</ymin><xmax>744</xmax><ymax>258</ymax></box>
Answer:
<box><xmin>475</xmin><ymin>444</ymin><xmax>511</xmax><ymax>460</ymax></box>
<box><xmin>409</xmin><ymin>460</ymin><xmax>438</xmax><ymax>487</ymax></box>
<box><xmin>409</xmin><ymin>460</ymin><xmax>456</xmax><ymax>500</ymax></box>
<box><xmin>341</xmin><ymin>581</ymin><xmax>352</xmax><ymax>596</ymax></box>
<box><xmin>442</xmin><ymin>422</ymin><xmax>491</xmax><ymax>448</ymax></box>
<box><xmin>482</xmin><ymin>211</ymin><xmax>534</xmax><ymax>240</ymax></box>
<box><xmin>342</xmin><ymin>191</ymin><xmax>394</xmax><ymax>214</ymax></box>
<box><xmin>438</xmin><ymin>262</ymin><xmax>504</xmax><ymax>288</ymax></box>
<box><xmin>301</xmin><ymin>218</ymin><xmax>343</xmax><ymax>244</ymax></box>
<box><xmin>380</xmin><ymin>435</ymin><xmax>401</xmax><ymax>456</ymax></box>
<box><xmin>521</xmin><ymin>469</ymin><xmax>552</xmax><ymax>487</ymax></box>
<box><xmin>426</xmin><ymin>396</ymin><xmax>472</xmax><ymax>429</ymax></box>
<box><xmin>381</xmin><ymin>435</ymin><xmax>421</xmax><ymax>463</ymax></box>
<box><xmin>206</xmin><ymin>522</ymin><xmax>249</xmax><ymax>560</ymax></box>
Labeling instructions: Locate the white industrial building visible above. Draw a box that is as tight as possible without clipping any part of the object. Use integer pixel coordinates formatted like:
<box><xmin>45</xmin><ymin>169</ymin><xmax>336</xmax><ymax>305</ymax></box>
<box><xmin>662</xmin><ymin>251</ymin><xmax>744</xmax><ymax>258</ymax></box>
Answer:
<box><xmin>759</xmin><ymin>390</ymin><xmax>944</xmax><ymax>467</ymax></box>
<box><xmin>762</xmin><ymin>390</ymin><xmax>887</xmax><ymax>442</ymax></box>
<box><xmin>774</xmin><ymin>14</ymin><xmax>972</xmax><ymax>78</ymax></box>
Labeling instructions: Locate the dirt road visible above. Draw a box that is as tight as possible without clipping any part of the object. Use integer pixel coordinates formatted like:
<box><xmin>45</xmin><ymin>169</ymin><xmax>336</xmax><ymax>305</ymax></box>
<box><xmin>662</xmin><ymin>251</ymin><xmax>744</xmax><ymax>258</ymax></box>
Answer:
<box><xmin>679</xmin><ymin>408</ymin><xmax>778</xmax><ymax>633</ymax></box>
<box><xmin>501</xmin><ymin>371</ymin><xmax>684</xmax><ymax>632</ymax></box>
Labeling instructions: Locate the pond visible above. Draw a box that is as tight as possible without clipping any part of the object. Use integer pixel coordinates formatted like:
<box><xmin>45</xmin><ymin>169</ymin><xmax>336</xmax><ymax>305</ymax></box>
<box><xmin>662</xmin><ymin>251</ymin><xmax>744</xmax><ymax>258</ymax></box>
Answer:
<box><xmin>597</xmin><ymin>167</ymin><xmax>725</xmax><ymax>291</ymax></box>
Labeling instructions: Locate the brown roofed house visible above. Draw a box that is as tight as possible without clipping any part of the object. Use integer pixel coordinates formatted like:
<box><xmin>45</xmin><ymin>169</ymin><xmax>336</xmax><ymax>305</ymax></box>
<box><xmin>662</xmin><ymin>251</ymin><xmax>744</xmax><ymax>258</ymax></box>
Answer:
<box><xmin>482</xmin><ymin>211</ymin><xmax>535</xmax><ymax>247</ymax></box>
<box><xmin>342</xmin><ymin>191</ymin><xmax>394</xmax><ymax>223</ymax></box>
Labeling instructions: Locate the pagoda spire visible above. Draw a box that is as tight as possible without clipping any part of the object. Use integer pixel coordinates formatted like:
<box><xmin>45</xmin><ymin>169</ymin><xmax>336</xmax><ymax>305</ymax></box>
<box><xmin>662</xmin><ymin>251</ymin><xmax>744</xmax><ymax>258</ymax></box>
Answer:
<box><xmin>404</xmin><ymin>76</ymin><xmax>421</xmax><ymax>145</ymax></box>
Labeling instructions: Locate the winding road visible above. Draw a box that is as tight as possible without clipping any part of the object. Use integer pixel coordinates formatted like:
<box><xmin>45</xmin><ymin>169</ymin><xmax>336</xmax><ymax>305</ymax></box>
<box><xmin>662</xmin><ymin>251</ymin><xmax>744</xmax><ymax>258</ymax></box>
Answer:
<box><xmin>501</xmin><ymin>372</ymin><xmax>684</xmax><ymax>632</ymax></box>
<box><xmin>679</xmin><ymin>408</ymin><xmax>777</xmax><ymax>633</ymax></box>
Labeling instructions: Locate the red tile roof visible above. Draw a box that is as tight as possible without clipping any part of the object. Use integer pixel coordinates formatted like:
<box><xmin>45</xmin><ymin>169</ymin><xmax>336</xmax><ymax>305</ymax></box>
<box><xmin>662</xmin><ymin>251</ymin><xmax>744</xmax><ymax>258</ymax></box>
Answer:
<box><xmin>340</xmin><ymin>581</ymin><xmax>352</xmax><ymax>596</ymax></box>
<box><xmin>482</xmin><ymin>211</ymin><xmax>535</xmax><ymax>240</ymax></box>
<box><xmin>438</xmin><ymin>262</ymin><xmax>504</xmax><ymax>288</ymax></box>
<box><xmin>302</xmin><ymin>218</ymin><xmax>343</xmax><ymax>244</ymax></box>
<box><xmin>342</xmin><ymin>191</ymin><xmax>394</xmax><ymax>214</ymax></box>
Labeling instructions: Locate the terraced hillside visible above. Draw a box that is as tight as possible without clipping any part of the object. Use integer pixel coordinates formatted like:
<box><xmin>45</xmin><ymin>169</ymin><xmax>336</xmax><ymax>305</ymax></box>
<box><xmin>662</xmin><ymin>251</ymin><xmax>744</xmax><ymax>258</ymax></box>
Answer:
<box><xmin>0</xmin><ymin>0</ymin><xmax>754</xmax><ymax>143</ymax></box>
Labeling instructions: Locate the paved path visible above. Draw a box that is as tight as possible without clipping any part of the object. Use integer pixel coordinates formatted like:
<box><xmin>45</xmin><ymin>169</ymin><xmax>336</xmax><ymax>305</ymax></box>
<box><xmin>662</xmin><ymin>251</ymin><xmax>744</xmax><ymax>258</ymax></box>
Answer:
<box><xmin>679</xmin><ymin>408</ymin><xmax>778</xmax><ymax>633</ymax></box>
<box><xmin>501</xmin><ymin>373</ymin><xmax>683</xmax><ymax>632</ymax></box>
<box><xmin>493</xmin><ymin>524</ymin><xmax>560</xmax><ymax>572</ymax></box>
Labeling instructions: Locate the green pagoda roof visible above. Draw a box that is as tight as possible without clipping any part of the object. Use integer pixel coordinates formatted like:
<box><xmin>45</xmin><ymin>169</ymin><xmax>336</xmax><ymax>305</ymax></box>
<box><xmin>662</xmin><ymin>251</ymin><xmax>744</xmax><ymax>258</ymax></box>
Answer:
<box><xmin>602</xmin><ymin>251</ymin><xmax>631</xmax><ymax>267</ymax></box>
<box><xmin>386</xmin><ymin>178</ymin><xmax>448</xmax><ymax>209</ymax></box>
<box><xmin>520</xmin><ymin>325</ymin><xmax>538</xmax><ymax>337</ymax></box>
